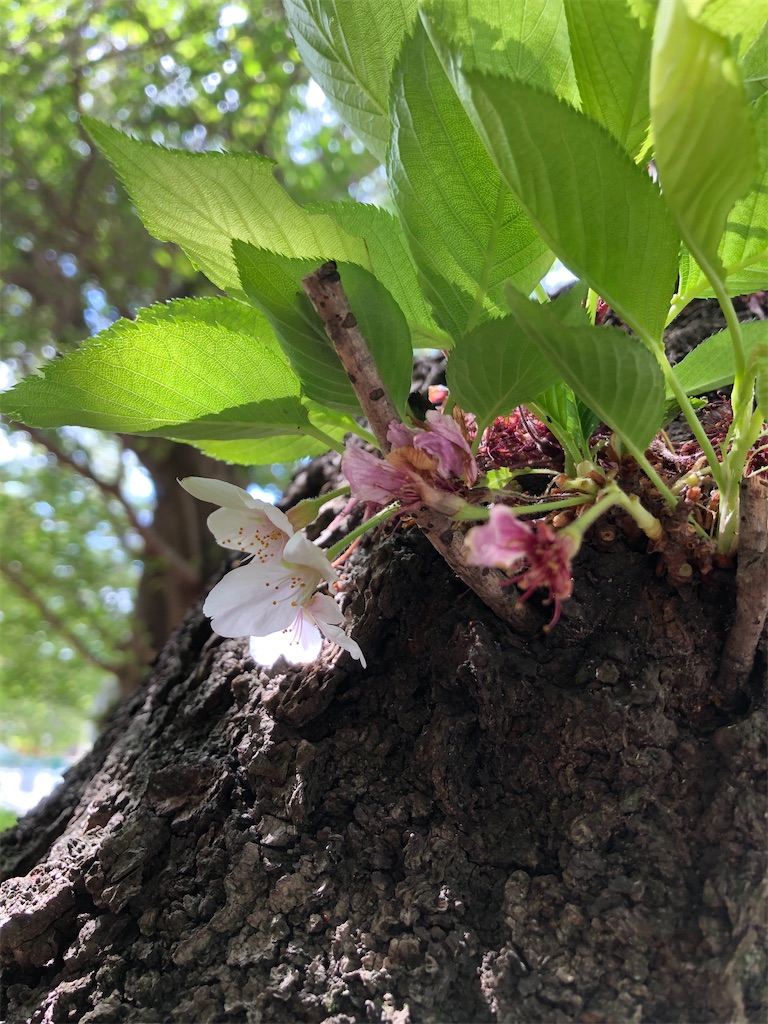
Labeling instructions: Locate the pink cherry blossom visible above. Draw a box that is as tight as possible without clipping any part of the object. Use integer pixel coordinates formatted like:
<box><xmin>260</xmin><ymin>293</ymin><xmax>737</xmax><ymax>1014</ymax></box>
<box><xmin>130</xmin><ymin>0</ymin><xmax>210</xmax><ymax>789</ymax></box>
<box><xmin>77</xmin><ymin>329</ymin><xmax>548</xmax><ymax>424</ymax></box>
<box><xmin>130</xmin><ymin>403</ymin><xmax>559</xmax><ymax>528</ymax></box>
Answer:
<box><xmin>465</xmin><ymin>504</ymin><xmax>578</xmax><ymax>625</ymax></box>
<box><xmin>342</xmin><ymin>412</ymin><xmax>477</xmax><ymax>515</ymax></box>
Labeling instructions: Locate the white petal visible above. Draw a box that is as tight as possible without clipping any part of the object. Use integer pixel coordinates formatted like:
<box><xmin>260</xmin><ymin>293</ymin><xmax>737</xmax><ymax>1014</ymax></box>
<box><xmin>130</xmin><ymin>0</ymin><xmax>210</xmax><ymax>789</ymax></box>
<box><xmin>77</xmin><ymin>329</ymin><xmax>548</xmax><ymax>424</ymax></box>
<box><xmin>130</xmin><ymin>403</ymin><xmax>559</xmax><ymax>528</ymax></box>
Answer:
<box><xmin>283</xmin><ymin>532</ymin><xmax>338</xmax><ymax>585</ymax></box>
<box><xmin>206</xmin><ymin>507</ymin><xmax>289</xmax><ymax>559</ymax></box>
<box><xmin>180</xmin><ymin>477</ymin><xmax>294</xmax><ymax>535</ymax></box>
<box><xmin>249</xmin><ymin>611</ymin><xmax>323</xmax><ymax>666</ymax></box>
<box><xmin>203</xmin><ymin>561</ymin><xmax>313</xmax><ymax>638</ymax></box>
<box><xmin>307</xmin><ymin>593</ymin><xmax>367</xmax><ymax>668</ymax></box>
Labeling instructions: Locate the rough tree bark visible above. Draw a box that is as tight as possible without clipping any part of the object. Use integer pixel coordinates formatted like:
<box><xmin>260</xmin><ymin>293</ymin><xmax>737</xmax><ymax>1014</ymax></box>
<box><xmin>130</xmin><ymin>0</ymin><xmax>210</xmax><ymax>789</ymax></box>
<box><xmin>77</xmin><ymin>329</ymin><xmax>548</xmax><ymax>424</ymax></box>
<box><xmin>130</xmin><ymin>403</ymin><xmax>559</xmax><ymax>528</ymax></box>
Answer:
<box><xmin>1</xmin><ymin>308</ymin><xmax>766</xmax><ymax>1022</ymax></box>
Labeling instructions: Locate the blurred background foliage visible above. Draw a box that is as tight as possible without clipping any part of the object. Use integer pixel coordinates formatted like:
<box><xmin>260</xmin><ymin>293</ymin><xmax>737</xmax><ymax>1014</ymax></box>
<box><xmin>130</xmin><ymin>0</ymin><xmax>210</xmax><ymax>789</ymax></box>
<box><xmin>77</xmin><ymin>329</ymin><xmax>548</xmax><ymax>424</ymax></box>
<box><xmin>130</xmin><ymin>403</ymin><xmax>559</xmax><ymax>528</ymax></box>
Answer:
<box><xmin>0</xmin><ymin>0</ymin><xmax>378</xmax><ymax>767</ymax></box>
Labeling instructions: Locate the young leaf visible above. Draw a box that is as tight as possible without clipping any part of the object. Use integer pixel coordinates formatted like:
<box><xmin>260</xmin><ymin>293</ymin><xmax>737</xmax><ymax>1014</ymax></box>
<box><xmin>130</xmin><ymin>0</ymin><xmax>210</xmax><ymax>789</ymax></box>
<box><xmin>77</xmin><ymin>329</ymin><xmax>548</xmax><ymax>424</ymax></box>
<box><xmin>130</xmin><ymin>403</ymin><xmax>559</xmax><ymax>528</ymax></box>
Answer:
<box><xmin>442</xmin><ymin>66</ymin><xmax>679</xmax><ymax>346</ymax></box>
<box><xmin>668</xmin><ymin>320</ymin><xmax>768</xmax><ymax>398</ymax></box>
<box><xmin>388</xmin><ymin>22</ymin><xmax>553</xmax><ymax>336</ymax></box>
<box><xmin>651</xmin><ymin>0</ymin><xmax>759</xmax><ymax>289</ymax></box>
<box><xmin>505</xmin><ymin>285</ymin><xmax>665</xmax><ymax>452</ymax></box>
<box><xmin>422</xmin><ymin>0</ymin><xmax>579</xmax><ymax>105</ymax></box>
<box><xmin>283</xmin><ymin>0</ymin><xmax>418</xmax><ymax>162</ymax></box>
<box><xmin>83</xmin><ymin>118</ymin><xmax>369</xmax><ymax>297</ymax></box>
<box><xmin>0</xmin><ymin>298</ymin><xmax>311</xmax><ymax>435</ymax></box>
<box><xmin>676</xmin><ymin>92</ymin><xmax>768</xmax><ymax>302</ymax></box>
<box><xmin>446</xmin><ymin>316</ymin><xmax>561</xmax><ymax>432</ymax></box>
<box><xmin>234</xmin><ymin>242</ymin><xmax>414</xmax><ymax>419</ymax></box>
<box><xmin>535</xmin><ymin>381</ymin><xmax>600</xmax><ymax>456</ymax></box>
<box><xmin>564</xmin><ymin>0</ymin><xmax>652</xmax><ymax>160</ymax></box>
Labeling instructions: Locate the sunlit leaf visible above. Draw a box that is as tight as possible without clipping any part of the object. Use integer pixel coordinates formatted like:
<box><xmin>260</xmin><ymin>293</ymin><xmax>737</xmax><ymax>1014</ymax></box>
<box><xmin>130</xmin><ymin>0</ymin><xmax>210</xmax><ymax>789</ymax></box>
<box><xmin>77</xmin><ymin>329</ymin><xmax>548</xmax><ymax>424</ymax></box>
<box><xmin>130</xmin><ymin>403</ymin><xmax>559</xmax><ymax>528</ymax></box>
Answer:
<box><xmin>388</xmin><ymin>22</ymin><xmax>552</xmax><ymax>339</ymax></box>
<box><xmin>84</xmin><ymin>118</ymin><xmax>370</xmax><ymax>297</ymax></box>
<box><xmin>668</xmin><ymin>319</ymin><xmax>768</xmax><ymax>396</ymax></box>
<box><xmin>283</xmin><ymin>0</ymin><xmax>419</xmax><ymax>161</ymax></box>
<box><xmin>505</xmin><ymin>285</ymin><xmax>665</xmax><ymax>451</ymax></box>
<box><xmin>651</xmin><ymin>0</ymin><xmax>759</xmax><ymax>291</ymax></box>
<box><xmin>0</xmin><ymin>298</ymin><xmax>311</xmax><ymax>436</ymax></box>
<box><xmin>564</xmin><ymin>0</ymin><xmax>652</xmax><ymax>159</ymax></box>
<box><xmin>442</xmin><ymin>63</ymin><xmax>679</xmax><ymax>345</ymax></box>
<box><xmin>676</xmin><ymin>92</ymin><xmax>768</xmax><ymax>301</ymax></box>
<box><xmin>422</xmin><ymin>0</ymin><xmax>579</xmax><ymax>105</ymax></box>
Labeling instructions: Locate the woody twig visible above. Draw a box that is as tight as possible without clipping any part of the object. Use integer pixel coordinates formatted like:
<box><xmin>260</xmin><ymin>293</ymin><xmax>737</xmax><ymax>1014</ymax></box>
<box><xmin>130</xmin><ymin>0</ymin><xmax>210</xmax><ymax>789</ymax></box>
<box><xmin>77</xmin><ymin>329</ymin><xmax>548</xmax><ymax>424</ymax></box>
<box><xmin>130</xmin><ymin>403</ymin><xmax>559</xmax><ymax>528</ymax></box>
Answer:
<box><xmin>302</xmin><ymin>260</ymin><xmax>539</xmax><ymax>634</ymax></box>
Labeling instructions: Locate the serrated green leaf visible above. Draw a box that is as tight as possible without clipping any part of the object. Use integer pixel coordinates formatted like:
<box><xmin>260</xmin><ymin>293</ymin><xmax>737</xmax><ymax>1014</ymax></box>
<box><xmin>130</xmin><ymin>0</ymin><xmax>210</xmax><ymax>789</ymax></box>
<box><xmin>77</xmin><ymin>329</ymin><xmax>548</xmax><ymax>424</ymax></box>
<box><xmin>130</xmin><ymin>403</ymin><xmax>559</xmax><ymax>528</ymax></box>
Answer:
<box><xmin>233</xmin><ymin>243</ymin><xmax>358</xmax><ymax>412</ymax></box>
<box><xmin>446</xmin><ymin>316</ymin><xmax>560</xmax><ymax>433</ymax></box>
<box><xmin>190</xmin><ymin>435</ymin><xmax>330</xmax><ymax>466</ymax></box>
<box><xmin>676</xmin><ymin>91</ymin><xmax>768</xmax><ymax>301</ymax></box>
<box><xmin>313</xmin><ymin>201</ymin><xmax>446</xmax><ymax>346</ymax></box>
<box><xmin>84</xmin><ymin>118</ymin><xmax>370</xmax><ymax>297</ymax></box>
<box><xmin>442</xmin><ymin>66</ymin><xmax>679</xmax><ymax>346</ymax></box>
<box><xmin>651</xmin><ymin>0</ymin><xmax>759</xmax><ymax>290</ymax></box>
<box><xmin>505</xmin><ymin>286</ymin><xmax>665</xmax><ymax>451</ymax></box>
<box><xmin>755</xmin><ymin>348</ymin><xmax>768</xmax><ymax>420</ymax></box>
<box><xmin>388</xmin><ymin>23</ymin><xmax>553</xmax><ymax>339</ymax></box>
<box><xmin>565</xmin><ymin>0</ymin><xmax>652</xmax><ymax>159</ymax></box>
<box><xmin>692</xmin><ymin>0</ymin><xmax>767</xmax><ymax>56</ymax></box>
<box><xmin>668</xmin><ymin>319</ymin><xmax>768</xmax><ymax>396</ymax></box>
<box><xmin>234</xmin><ymin>243</ymin><xmax>414</xmax><ymax>419</ymax></box>
<box><xmin>740</xmin><ymin>19</ymin><xmax>768</xmax><ymax>101</ymax></box>
<box><xmin>0</xmin><ymin>299</ymin><xmax>312</xmax><ymax>436</ymax></box>
<box><xmin>534</xmin><ymin>380</ymin><xmax>600</xmax><ymax>455</ymax></box>
<box><xmin>422</xmin><ymin>0</ymin><xmax>579</xmax><ymax>105</ymax></box>
<box><xmin>283</xmin><ymin>0</ymin><xmax>418</xmax><ymax>162</ymax></box>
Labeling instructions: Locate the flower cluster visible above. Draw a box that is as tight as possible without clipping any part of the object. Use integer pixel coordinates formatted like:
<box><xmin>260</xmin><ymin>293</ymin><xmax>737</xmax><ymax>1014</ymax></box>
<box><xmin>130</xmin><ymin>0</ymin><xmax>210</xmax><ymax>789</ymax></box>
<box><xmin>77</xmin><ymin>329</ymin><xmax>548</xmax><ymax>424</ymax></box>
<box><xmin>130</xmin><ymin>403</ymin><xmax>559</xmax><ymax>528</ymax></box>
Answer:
<box><xmin>343</xmin><ymin>411</ymin><xmax>478</xmax><ymax>515</ymax></box>
<box><xmin>465</xmin><ymin>504</ymin><xmax>578</xmax><ymax>626</ymax></box>
<box><xmin>180</xmin><ymin>477</ymin><xmax>365</xmax><ymax>668</ymax></box>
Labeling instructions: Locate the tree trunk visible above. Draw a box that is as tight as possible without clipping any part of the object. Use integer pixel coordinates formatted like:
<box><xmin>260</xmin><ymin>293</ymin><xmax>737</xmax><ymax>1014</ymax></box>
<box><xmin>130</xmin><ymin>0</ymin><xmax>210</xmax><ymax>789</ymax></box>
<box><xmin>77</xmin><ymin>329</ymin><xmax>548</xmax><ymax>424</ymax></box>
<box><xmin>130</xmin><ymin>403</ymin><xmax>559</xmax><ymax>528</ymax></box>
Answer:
<box><xmin>1</xmin><ymin>474</ymin><xmax>765</xmax><ymax>1023</ymax></box>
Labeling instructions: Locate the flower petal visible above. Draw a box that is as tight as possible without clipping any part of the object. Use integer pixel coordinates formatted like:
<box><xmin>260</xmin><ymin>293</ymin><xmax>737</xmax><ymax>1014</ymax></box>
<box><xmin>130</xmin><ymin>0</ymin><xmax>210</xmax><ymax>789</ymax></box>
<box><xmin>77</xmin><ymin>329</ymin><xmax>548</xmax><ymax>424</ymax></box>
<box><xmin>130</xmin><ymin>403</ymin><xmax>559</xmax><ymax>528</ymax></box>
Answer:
<box><xmin>180</xmin><ymin>477</ymin><xmax>293</xmax><ymax>535</ymax></box>
<box><xmin>249</xmin><ymin>611</ymin><xmax>324</xmax><ymax>666</ymax></box>
<box><xmin>282</xmin><ymin>532</ymin><xmax>338</xmax><ymax>586</ymax></box>
<box><xmin>308</xmin><ymin>594</ymin><xmax>367</xmax><ymax>667</ymax></box>
<box><xmin>203</xmin><ymin>560</ymin><xmax>315</xmax><ymax>638</ymax></box>
<box><xmin>206</xmin><ymin>507</ymin><xmax>290</xmax><ymax>560</ymax></box>
<box><xmin>465</xmin><ymin>506</ymin><xmax>532</xmax><ymax>569</ymax></box>
<box><xmin>343</xmin><ymin>445</ymin><xmax>407</xmax><ymax>507</ymax></box>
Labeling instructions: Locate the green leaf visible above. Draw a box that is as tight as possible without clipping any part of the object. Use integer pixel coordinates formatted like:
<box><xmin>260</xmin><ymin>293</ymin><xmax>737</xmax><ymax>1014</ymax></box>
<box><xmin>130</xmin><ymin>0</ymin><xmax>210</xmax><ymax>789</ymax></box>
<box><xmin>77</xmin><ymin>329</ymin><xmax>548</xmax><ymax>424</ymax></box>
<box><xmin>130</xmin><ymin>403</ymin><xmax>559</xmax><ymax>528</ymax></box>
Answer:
<box><xmin>233</xmin><ymin>243</ymin><xmax>358</xmax><ymax>412</ymax></box>
<box><xmin>84</xmin><ymin>118</ymin><xmax>369</xmax><ymax>297</ymax></box>
<box><xmin>505</xmin><ymin>285</ymin><xmax>665</xmax><ymax>451</ymax></box>
<box><xmin>314</xmin><ymin>201</ymin><xmax>446</xmax><ymax>346</ymax></box>
<box><xmin>676</xmin><ymin>92</ymin><xmax>768</xmax><ymax>301</ymax></box>
<box><xmin>191</xmin><ymin>434</ymin><xmax>331</xmax><ymax>466</ymax></box>
<box><xmin>669</xmin><ymin>319</ymin><xmax>768</xmax><ymax>396</ymax></box>
<box><xmin>692</xmin><ymin>0</ymin><xmax>767</xmax><ymax>57</ymax></box>
<box><xmin>388</xmin><ymin>23</ymin><xmax>553</xmax><ymax>338</ymax></box>
<box><xmin>740</xmin><ymin>19</ymin><xmax>768</xmax><ymax>102</ymax></box>
<box><xmin>0</xmin><ymin>298</ymin><xmax>313</xmax><ymax>435</ymax></box>
<box><xmin>534</xmin><ymin>380</ymin><xmax>600</xmax><ymax>455</ymax></box>
<box><xmin>234</xmin><ymin>242</ymin><xmax>414</xmax><ymax>419</ymax></box>
<box><xmin>447</xmin><ymin>316</ymin><xmax>561</xmax><ymax>432</ymax></box>
<box><xmin>651</xmin><ymin>0</ymin><xmax>759</xmax><ymax>288</ymax></box>
<box><xmin>422</xmin><ymin>0</ymin><xmax>579</xmax><ymax>105</ymax></box>
<box><xmin>283</xmin><ymin>0</ymin><xmax>418</xmax><ymax>162</ymax></box>
<box><xmin>564</xmin><ymin>0</ymin><xmax>653</xmax><ymax>159</ymax></box>
<box><xmin>443</xmin><ymin>66</ymin><xmax>679</xmax><ymax>346</ymax></box>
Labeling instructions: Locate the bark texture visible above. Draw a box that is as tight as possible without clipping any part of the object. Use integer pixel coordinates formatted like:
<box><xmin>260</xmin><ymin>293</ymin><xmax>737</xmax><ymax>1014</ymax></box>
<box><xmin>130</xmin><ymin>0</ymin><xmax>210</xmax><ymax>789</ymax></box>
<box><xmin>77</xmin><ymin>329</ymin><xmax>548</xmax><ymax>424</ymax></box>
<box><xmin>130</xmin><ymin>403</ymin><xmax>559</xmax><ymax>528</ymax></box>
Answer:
<box><xmin>1</xmin><ymin>497</ymin><xmax>766</xmax><ymax>1023</ymax></box>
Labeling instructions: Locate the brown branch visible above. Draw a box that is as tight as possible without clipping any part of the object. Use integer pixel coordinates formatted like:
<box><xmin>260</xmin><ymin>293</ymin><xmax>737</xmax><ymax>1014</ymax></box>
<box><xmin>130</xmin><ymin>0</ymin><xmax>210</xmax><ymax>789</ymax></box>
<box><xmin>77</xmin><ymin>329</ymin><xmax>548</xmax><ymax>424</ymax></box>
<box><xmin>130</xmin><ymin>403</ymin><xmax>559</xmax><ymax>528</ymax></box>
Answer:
<box><xmin>301</xmin><ymin>262</ymin><xmax>540</xmax><ymax>634</ymax></box>
<box><xmin>16</xmin><ymin>425</ymin><xmax>201</xmax><ymax>589</ymax></box>
<box><xmin>718</xmin><ymin>475</ymin><xmax>768</xmax><ymax>697</ymax></box>
<box><xmin>1</xmin><ymin>560</ymin><xmax>123</xmax><ymax>676</ymax></box>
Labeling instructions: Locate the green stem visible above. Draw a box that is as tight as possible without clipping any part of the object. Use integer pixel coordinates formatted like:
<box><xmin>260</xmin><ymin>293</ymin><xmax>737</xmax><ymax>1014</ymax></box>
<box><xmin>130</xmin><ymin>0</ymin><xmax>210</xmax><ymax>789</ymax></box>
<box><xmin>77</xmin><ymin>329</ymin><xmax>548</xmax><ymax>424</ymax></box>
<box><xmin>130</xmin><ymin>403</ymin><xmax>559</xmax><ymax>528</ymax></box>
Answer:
<box><xmin>527</xmin><ymin>401</ymin><xmax>584</xmax><ymax>475</ymax></box>
<box><xmin>624</xmin><ymin>438</ymin><xmax>679</xmax><ymax>507</ymax></box>
<box><xmin>562</xmin><ymin>481</ymin><xmax>662</xmax><ymax>545</ymax></box>
<box><xmin>304</xmin><ymin>425</ymin><xmax>346</xmax><ymax>454</ymax></box>
<box><xmin>325</xmin><ymin>504</ymin><xmax>400</xmax><ymax>561</ymax></box>
<box><xmin>533</xmin><ymin>283</ymin><xmax>551</xmax><ymax>304</ymax></box>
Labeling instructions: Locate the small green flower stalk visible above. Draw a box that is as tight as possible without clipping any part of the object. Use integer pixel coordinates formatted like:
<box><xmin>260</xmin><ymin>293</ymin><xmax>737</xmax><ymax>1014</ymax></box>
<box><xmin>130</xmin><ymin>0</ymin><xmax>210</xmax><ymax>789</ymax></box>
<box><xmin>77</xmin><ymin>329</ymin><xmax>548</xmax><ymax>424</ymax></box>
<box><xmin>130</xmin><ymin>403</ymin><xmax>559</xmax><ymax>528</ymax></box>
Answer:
<box><xmin>2</xmin><ymin>1</ymin><xmax>767</xmax><ymax>661</ymax></box>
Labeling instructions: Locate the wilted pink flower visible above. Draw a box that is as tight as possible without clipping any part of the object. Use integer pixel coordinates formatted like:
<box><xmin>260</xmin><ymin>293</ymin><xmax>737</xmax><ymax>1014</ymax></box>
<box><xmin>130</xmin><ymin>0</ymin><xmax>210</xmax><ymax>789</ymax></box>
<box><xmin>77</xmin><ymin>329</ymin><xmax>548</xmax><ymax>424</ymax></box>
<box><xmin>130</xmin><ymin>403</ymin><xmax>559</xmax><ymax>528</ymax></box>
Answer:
<box><xmin>343</xmin><ymin>412</ymin><xmax>477</xmax><ymax>515</ymax></box>
<box><xmin>465</xmin><ymin>505</ymin><xmax>578</xmax><ymax>625</ymax></box>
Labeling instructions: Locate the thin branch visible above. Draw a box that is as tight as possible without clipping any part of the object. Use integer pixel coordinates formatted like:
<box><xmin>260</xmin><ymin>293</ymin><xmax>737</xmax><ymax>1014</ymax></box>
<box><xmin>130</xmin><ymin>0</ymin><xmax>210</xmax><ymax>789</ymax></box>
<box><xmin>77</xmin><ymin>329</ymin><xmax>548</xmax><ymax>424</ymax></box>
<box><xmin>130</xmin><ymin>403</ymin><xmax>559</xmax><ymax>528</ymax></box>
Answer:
<box><xmin>1</xmin><ymin>560</ymin><xmax>123</xmax><ymax>676</ymax></box>
<box><xmin>16</xmin><ymin>425</ymin><xmax>201</xmax><ymax>589</ymax></box>
<box><xmin>301</xmin><ymin>261</ymin><xmax>540</xmax><ymax>634</ymax></box>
